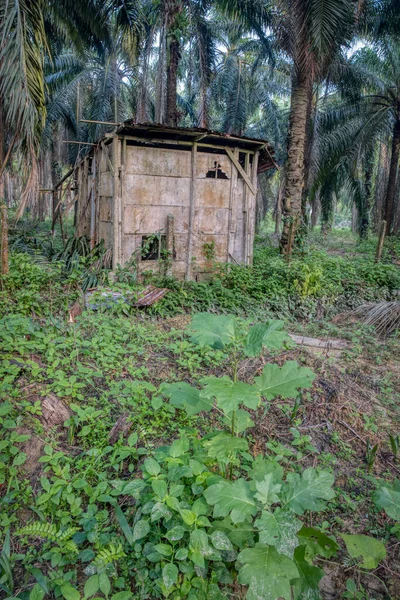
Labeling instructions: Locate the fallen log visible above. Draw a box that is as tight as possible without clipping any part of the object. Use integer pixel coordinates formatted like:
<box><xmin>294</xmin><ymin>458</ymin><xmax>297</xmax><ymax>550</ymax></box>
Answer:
<box><xmin>288</xmin><ymin>333</ymin><xmax>349</xmax><ymax>350</ymax></box>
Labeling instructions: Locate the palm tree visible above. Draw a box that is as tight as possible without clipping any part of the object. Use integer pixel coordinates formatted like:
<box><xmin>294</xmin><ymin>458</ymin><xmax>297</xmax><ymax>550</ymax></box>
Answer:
<box><xmin>312</xmin><ymin>40</ymin><xmax>400</xmax><ymax>236</ymax></box>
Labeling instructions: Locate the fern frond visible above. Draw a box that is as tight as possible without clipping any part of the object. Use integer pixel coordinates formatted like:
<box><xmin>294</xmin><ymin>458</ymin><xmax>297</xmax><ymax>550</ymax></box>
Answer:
<box><xmin>17</xmin><ymin>522</ymin><xmax>59</xmax><ymax>541</ymax></box>
<box><xmin>93</xmin><ymin>543</ymin><xmax>126</xmax><ymax>567</ymax></box>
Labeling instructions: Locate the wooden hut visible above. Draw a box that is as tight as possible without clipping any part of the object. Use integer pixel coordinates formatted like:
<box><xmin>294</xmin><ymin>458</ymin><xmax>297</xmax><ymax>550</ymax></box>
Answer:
<box><xmin>75</xmin><ymin>122</ymin><xmax>275</xmax><ymax>280</ymax></box>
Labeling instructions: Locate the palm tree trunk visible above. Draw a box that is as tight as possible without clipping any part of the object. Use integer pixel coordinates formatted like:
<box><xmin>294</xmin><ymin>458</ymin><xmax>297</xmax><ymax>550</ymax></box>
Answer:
<box><xmin>384</xmin><ymin>120</ymin><xmax>400</xmax><ymax>235</ymax></box>
<box><xmin>155</xmin><ymin>20</ymin><xmax>167</xmax><ymax>124</ymax></box>
<box><xmin>280</xmin><ymin>73</ymin><xmax>312</xmax><ymax>255</ymax></box>
<box><xmin>165</xmin><ymin>0</ymin><xmax>182</xmax><ymax>127</ymax></box>
<box><xmin>0</xmin><ymin>97</ymin><xmax>8</xmax><ymax>275</ymax></box>
<box><xmin>166</xmin><ymin>37</ymin><xmax>181</xmax><ymax>127</ymax></box>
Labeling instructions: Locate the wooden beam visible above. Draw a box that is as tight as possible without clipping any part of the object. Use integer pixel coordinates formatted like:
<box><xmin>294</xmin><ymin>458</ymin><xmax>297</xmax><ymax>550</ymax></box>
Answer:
<box><xmin>120</xmin><ymin>134</ymin><xmax>255</xmax><ymax>154</ymax></box>
<box><xmin>63</xmin><ymin>140</ymin><xmax>96</xmax><ymax>146</ymax></box>
<box><xmin>186</xmin><ymin>143</ymin><xmax>197</xmax><ymax>281</ymax></box>
<box><xmin>243</xmin><ymin>153</ymin><xmax>250</xmax><ymax>263</ymax></box>
<box><xmin>227</xmin><ymin>147</ymin><xmax>239</xmax><ymax>262</ymax></box>
<box><xmin>112</xmin><ymin>135</ymin><xmax>122</xmax><ymax>269</ymax></box>
<box><xmin>247</xmin><ymin>151</ymin><xmax>259</xmax><ymax>265</ymax></box>
<box><xmin>80</xmin><ymin>119</ymin><xmax>119</xmax><ymax>126</ymax></box>
<box><xmin>225</xmin><ymin>148</ymin><xmax>257</xmax><ymax>195</ymax></box>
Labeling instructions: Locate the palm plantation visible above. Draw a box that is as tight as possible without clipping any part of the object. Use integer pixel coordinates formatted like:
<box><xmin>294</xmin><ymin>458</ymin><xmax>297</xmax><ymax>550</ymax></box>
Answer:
<box><xmin>0</xmin><ymin>1</ymin><xmax>400</xmax><ymax>599</ymax></box>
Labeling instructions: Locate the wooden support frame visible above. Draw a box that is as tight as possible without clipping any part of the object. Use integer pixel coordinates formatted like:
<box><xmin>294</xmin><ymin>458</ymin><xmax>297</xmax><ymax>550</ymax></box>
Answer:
<box><xmin>185</xmin><ymin>143</ymin><xmax>197</xmax><ymax>281</ymax></box>
<box><xmin>225</xmin><ymin>148</ymin><xmax>257</xmax><ymax>195</ymax></box>
<box><xmin>112</xmin><ymin>135</ymin><xmax>122</xmax><ymax>269</ymax></box>
<box><xmin>227</xmin><ymin>147</ymin><xmax>239</xmax><ymax>262</ymax></box>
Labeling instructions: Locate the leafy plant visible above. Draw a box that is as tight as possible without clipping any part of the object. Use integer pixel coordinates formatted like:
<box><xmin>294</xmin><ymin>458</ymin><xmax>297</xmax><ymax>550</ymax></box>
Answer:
<box><xmin>389</xmin><ymin>433</ymin><xmax>400</xmax><ymax>458</ymax></box>
<box><xmin>365</xmin><ymin>439</ymin><xmax>378</xmax><ymax>473</ymax></box>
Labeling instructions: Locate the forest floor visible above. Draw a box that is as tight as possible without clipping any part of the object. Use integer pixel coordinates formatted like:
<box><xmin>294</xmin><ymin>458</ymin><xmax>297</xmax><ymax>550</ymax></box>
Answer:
<box><xmin>1</xmin><ymin>225</ymin><xmax>400</xmax><ymax>600</ymax></box>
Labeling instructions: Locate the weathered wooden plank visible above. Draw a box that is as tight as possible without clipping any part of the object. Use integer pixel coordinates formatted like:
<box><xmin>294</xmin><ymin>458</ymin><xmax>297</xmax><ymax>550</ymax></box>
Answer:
<box><xmin>186</xmin><ymin>143</ymin><xmax>197</xmax><ymax>280</ymax></box>
<box><xmin>225</xmin><ymin>147</ymin><xmax>257</xmax><ymax>195</ymax></box>
<box><xmin>112</xmin><ymin>135</ymin><xmax>122</xmax><ymax>269</ymax></box>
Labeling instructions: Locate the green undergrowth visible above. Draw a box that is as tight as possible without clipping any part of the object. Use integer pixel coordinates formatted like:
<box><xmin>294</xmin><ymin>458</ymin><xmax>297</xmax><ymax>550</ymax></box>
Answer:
<box><xmin>0</xmin><ymin>306</ymin><xmax>399</xmax><ymax>599</ymax></box>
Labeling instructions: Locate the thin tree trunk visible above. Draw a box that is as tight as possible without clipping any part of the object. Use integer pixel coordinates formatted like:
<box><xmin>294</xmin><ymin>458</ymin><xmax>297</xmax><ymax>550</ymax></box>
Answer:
<box><xmin>0</xmin><ymin>97</ymin><xmax>8</xmax><ymax>275</ymax></box>
<box><xmin>166</xmin><ymin>37</ymin><xmax>181</xmax><ymax>127</ymax></box>
<box><xmin>280</xmin><ymin>73</ymin><xmax>312</xmax><ymax>255</ymax></box>
<box><xmin>384</xmin><ymin>120</ymin><xmax>400</xmax><ymax>235</ymax></box>
<box><xmin>155</xmin><ymin>20</ymin><xmax>167</xmax><ymax>124</ymax></box>
<box><xmin>165</xmin><ymin>0</ymin><xmax>182</xmax><ymax>127</ymax></box>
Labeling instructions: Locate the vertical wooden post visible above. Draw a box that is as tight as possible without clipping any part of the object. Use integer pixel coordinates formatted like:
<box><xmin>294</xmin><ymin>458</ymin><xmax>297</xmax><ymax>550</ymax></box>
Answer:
<box><xmin>247</xmin><ymin>151</ymin><xmax>259</xmax><ymax>265</ymax></box>
<box><xmin>0</xmin><ymin>201</ymin><xmax>8</xmax><ymax>276</ymax></box>
<box><xmin>375</xmin><ymin>220</ymin><xmax>387</xmax><ymax>262</ymax></box>
<box><xmin>186</xmin><ymin>142</ymin><xmax>197</xmax><ymax>280</ymax></box>
<box><xmin>166</xmin><ymin>213</ymin><xmax>174</xmax><ymax>276</ymax></box>
<box><xmin>112</xmin><ymin>135</ymin><xmax>122</xmax><ymax>269</ymax></box>
<box><xmin>120</xmin><ymin>138</ymin><xmax>126</xmax><ymax>264</ymax></box>
<box><xmin>243</xmin><ymin>153</ymin><xmax>250</xmax><ymax>263</ymax></box>
<box><xmin>227</xmin><ymin>147</ymin><xmax>239</xmax><ymax>262</ymax></box>
<box><xmin>90</xmin><ymin>156</ymin><xmax>96</xmax><ymax>249</ymax></box>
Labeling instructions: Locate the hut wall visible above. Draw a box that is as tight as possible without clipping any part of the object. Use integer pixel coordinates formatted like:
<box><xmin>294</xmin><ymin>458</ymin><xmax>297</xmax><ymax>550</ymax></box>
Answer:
<box><xmin>76</xmin><ymin>135</ymin><xmax>259</xmax><ymax>279</ymax></box>
<box><xmin>120</xmin><ymin>143</ymin><xmax>251</xmax><ymax>279</ymax></box>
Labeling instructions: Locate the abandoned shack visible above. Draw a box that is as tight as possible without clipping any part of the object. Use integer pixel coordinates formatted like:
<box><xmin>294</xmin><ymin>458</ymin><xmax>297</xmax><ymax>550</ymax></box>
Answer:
<box><xmin>75</xmin><ymin>122</ymin><xmax>275</xmax><ymax>280</ymax></box>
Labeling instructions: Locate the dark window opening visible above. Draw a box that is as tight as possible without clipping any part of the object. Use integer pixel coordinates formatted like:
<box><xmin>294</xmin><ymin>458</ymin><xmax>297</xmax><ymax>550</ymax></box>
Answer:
<box><xmin>141</xmin><ymin>234</ymin><xmax>167</xmax><ymax>260</ymax></box>
<box><xmin>205</xmin><ymin>161</ymin><xmax>229</xmax><ymax>180</ymax></box>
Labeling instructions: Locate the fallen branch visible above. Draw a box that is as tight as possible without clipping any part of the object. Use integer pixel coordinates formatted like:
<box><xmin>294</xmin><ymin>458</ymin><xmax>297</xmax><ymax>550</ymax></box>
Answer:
<box><xmin>288</xmin><ymin>333</ymin><xmax>349</xmax><ymax>350</ymax></box>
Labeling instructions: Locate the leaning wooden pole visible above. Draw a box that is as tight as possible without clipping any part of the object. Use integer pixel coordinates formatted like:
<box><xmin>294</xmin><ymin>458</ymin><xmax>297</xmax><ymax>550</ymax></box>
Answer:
<box><xmin>0</xmin><ymin>202</ymin><xmax>9</xmax><ymax>275</ymax></box>
<box><xmin>375</xmin><ymin>220</ymin><xmax>387</xmax><ymax>262</ymax></box>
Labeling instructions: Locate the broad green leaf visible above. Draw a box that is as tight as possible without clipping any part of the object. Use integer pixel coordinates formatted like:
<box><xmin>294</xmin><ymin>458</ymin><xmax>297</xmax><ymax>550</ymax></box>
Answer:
<box><xmin>283</xmin><ymin>468</ymin><xmax>335</xmax><ymax>515</ymax></box>
<box><xmin>238</xmin><ymin>543</ymin><xmax>299</xmax><ymax>600</ymax></box>
<box><xmin>143</xmin><ymin>458</ymin><xmax>161</xmax><ymax>476</ymax></box>
<box><xmin>201</xmin><ymin>376</ymin><xmax>260</xmax><ymax>412</ymax></box>
<box><xmin>152</xmin><ymin>479</ymin><xmax>168</xmax><ymax>499</ymax></box>
<box><xmin>204</xmin><ymin>478</ymin><xmax>257</xmax><ymax>524</ymax></box>
<box><xmin>84</xmin><ymin>575</ymin><xmax>99</xmax><ymax>598</ymax></box>
<box><xmin>255</xmin><ymin>361</ymin><xmax>316</xmax><ymax>400</ymax></box>
<box><xmin>169</xmin><ymin>436</ymin><xmax>190</xmax><ymax>458</ymax></box>
<box><xmin>133</xmin><ymin>519</ymin><xmax>150</xmax><ymax>541</ymax></box>
<box><xmin>111</xmin><ymin>594</ymin><xmax>132</xmax><ymax>600</ymax></box>
<box><xmin>255</xmin><ymin>508</ymin><xmax>302</xmax><ymax>558</ymax></box>
<box><xmin>60</xmin><ymin>584</ymin><xmax>81</xmax><ymax>600</ymax></box>
<box><xmin>29</xmin><ymin>583</ymin><xmax>45</xmax><ymax>600</ymax></box>
<box><xmin>292</xmin><ymin>546</ymin><xmax>324</xmax><ymax>600</ymax></box>
<box><xmin>210</xmin><ymin>530</ymin><xmax>233</xmax><ymax>551</ymax></box>
<box><xmin>186</xmin><ymin>313</ymin><xmax>236</xmax><ymax>349</ymax></box>
<box><xmin>175</xmin><ymin>548</ymin><xmax>188</xmax><ymax>560</ymax></box>
<box><xmin>190</xmin><ymin>529</ymin><xmax>211</xmax><ymax>555</ymax></box>
<box><xmin>154</xmin><ymin>543</ymin><xmax>173</xmax><ymax>557</ymax></box>
<box><xmin>297</xmin><ymin>527</ymin><xmax>339</xmax><ymax>559</ymax></box>
<box><xmin>341</xmin><ymin>534</ymin><xmax>386</xmax><ymax>569</ymax></box>
<box><xmin>222</xmin><ymin>409</ymin><xmax>254</xmax><ymax>434</ymax></box>
<box><xmin>165</xmin><ymin>526</ymin><xmax>185</xmax><ymax>541</ymax></box>
<box><xmin>373</xmin><ymin>481</ymin><xmax>400</xmax><ymax>520</ymax></box>
<box><xmin>163</xmin><ymin>563</ymin><xmax>178</xmax><ymax>589</ymax></box>
<box><xmin>163</xmin><ymin>382</ymin><xmax>213</xmax><ymax>415</ymax></box>
<box><xmin>180</xmin><ymin>509</ymin><xmax>196</xmax><ymax>525</ymax></box>
<box><xmin>250</xmin><ymin>455</ymin><xmax>284</xmax><ymax>484</ymax></box>
<box><xmin>13</xmin><ymin>452</ymin><xmax>27</xmax><ymax>466</ymax></box>
<box><xmin>204</xmin><ymin>432</ymin><xmax>248</xmax><ymax>465</ymax></box>
<box><xmin>254</xmin><ymin>473</ymin><xmax>281</xmax><ymax>506</ymax></box>
<box><xmin>244</xmin><ymin>321</ymin><xmax>291</xmax><ymax>356</ymax></box>
<box><xmin>99</xmin><ymin>573</ymin><xmax>111</xmax><ymax>596</ymax></box>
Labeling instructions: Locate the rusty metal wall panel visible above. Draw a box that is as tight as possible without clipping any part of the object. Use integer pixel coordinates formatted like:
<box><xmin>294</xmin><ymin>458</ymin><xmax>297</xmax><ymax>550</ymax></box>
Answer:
<box><xmin>124</xmin><ymin>205</ymin><xmax>189</xmax><ymax>235</ymax></box>
<box><xmin>196</xmin><ymin>152</ymin><xmax>231</xmax><ymax>179</ymax></box>
<box><xmin>196</xmin><ymin>207</ymin><xmax>229</xmax><ymax>235</ymax></box>
<box><xmin>99</xmin><ymin>197</ymin><xmax>112</xmax><ymax>222</ymax></box>
<box><xmin>192</xmin><ymin>235</ymin><xmax>229</xmax><ymax>262</ymax></box>
<box><xmin>124</xmin><ymin>174</ymin><xmax>190</xmax><ymax>207</ymax></box>
<box><xmin>98</xmin><ymin>221</ymin><xmax>113</xmax><ymax>248</ymax></box>
<box><xmin>196</xmin><ymin>179</ymin><xmax>230</xmax><ymax>208</ymax></box>
<box><xmin>100</xmin><ymin>172</ymin><xmax>113</xmax><ymax>197</ymax></box>
<box><xmin>126</xmin><ymin>145</ymin><xmax>191</xmax><ymax>177</ymax></box>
